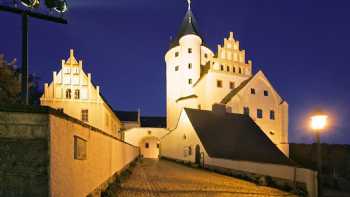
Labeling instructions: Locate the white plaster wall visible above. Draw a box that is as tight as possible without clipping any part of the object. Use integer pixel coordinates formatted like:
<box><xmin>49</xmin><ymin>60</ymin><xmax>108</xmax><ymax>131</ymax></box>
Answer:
<box><xmin>140</xmin><ymin>137</ymin><xmax>160</xmax><ymax>159</ymax></box>
<box><xmin>49</xmin><ymin>114</ymin><xmax>139</xmax><ymax>197</ymax></box>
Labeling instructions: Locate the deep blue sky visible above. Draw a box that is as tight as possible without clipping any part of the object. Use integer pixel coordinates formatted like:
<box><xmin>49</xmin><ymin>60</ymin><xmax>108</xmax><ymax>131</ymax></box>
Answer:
<box><xmin>1</xmin><ymin>0</ymin><xmax>349</xmax><ymax>144</ymax></box>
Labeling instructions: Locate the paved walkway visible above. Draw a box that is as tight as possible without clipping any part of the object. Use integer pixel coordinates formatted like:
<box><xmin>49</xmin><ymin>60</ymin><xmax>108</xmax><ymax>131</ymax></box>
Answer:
<box><xmin>117</xmin><ymin>159</ymin><xmax>297</xmax><ymax>197</ymax></box>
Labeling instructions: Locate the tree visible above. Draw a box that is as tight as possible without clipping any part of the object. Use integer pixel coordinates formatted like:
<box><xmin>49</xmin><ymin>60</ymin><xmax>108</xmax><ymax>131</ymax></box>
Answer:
<box><xmin>0</xmin><ymin>54</ymin><xmax>42</xmax><ymax>105</ymax></box>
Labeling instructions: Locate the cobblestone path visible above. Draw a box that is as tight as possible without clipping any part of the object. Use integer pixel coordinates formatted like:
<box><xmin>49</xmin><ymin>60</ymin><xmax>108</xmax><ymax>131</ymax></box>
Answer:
<box><xmin>117</xmin><ymin>159</ymin><xmax>297</xmax><ymax>197</ymax></box>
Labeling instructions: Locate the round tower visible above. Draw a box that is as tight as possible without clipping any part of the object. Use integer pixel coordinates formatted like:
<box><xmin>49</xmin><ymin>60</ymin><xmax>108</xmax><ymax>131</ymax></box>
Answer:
<box><xmin>165</xmin><ymin>4</ymin><xmax>206</xmax><ymax>129</ymax></box>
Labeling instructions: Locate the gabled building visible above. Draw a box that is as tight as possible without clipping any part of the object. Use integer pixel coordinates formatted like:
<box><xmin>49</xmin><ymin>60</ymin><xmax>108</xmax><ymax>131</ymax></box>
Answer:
<box><xmin>165</xmin><ymin>6</ymin><xmax>288</xmax><ymax>156</ymax></box>
<box><xmin>40</xmin><ymin>49</ymin><xmax>122</xmax><ymax>137</ymax></box>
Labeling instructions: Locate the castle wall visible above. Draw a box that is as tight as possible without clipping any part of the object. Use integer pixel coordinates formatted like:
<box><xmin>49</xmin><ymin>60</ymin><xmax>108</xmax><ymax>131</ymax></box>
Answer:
<box><xmin>0</xmin><ymin>106</ymin><xmax>139</xmax><ymax>197</ymax></box>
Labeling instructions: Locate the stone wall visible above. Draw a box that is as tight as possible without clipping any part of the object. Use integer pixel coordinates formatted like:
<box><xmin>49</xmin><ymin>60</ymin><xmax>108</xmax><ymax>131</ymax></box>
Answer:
<box><xmin>0</xmin><ymin>109</ymin><xmax>50</xmax><ymax>197</ymax></box>
<box><xmin>0</xmin><ymin>105</ymin><xmax>139</xmax><ymax>197</ymax></box>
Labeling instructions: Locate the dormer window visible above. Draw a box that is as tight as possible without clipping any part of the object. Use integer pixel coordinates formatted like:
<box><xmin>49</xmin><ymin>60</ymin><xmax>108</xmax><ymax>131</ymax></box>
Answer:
<box><xmin>188</xmin><ymin>48</ymin><xmax>192</xmax><ymax>53</ymax></box>
<box><xmin>66</xmin><ymin>89</ymin><xmax>72</xmax><ymax>99</ymax></box>
<box><xmin>74</xmin><ymin>89</ymin><xmax>80</xmax><ymax>99</ymax></box>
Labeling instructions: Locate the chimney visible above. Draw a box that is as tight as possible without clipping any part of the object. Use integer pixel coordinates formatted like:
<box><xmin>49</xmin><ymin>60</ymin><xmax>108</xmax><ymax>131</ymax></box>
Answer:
<box><xmin>212</xmin><ymin>103</ymin><xmax>227</xmax><ymax>114</ymax></box>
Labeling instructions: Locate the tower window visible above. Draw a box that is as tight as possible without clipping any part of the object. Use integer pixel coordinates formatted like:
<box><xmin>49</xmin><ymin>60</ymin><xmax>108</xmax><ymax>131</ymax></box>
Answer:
<box><xmin>81</xmin><ymin>109</ymin><xmax>89</xmax><ymax>122</ymax></box>
<box><xmin>251</xmin><ymin>88</ymin><xmax>256</xmax><ymax>95</ymax></box>
<box><xmin>188</xmin><ymin>78</ymin><xmax>192</xmax><ymax>84</ymax></box>
<box><xmin>175</xmin><ymin>66</ymin><xmax>179</xmax><ymax>71</ymax></box>
<box><xmin>243</xmin><ymin>107</ymin><xmax>250</xmax><ymax>115</ymax></box>
<box><xmin>188</xmin><ymin>63</ymin><xmax>192</xmax><ymax>69</ymax></box>
<box><xmin>175</xmin><ymin>52</ymin><xmax>179</xmax><ymax>57</ymax></box>
<box><xmin>270</xmin><ymin>110</ymin><xmax>275</xmax><ymax>120</ymax></box>
<box><xmin>188</xmin><ymin>48</ymin><xmax>192</xmax><ymax>53</ymax></box>
<box><xmin>220</xmin><ymin>65</ymin><xmax>224</xmax><ymax>71</ymax></box>
<box><xmin>230</xmin><ymin>82</ymin><xmax>235</xmax><ymax>89</ymax></box>
<box><xmin>257</xmin><ymin>109</ymin><xmax>263</xmax><ymax>119</ymax></box>
<box><xmin>74</xmin><ymin>89</ymin><xmax>80</xmax><ymax>99</ymax></box>
<box><xmin>227</xmin><ymin>66</ymin><xmax>230</xmax><ymax>72</ymax></box>
<box><xmin>264</xmin><ymin>90</ymin><xmax>269</xmax><ymax>96</ymax></box>
<box><xmin>217</xmin><ymin>80</ymin><xmax>222</xmax><ymax>88</ymax></box>
<box><xmin>66</xmin><ymin>89</ymin><xmax>72</xmax><ymax>99</ymax></box>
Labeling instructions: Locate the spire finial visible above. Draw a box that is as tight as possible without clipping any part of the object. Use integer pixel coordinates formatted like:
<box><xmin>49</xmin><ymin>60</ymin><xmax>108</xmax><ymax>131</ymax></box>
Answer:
<box><xmin>187</xmin><ymin>0</ymin><xmax>191</xmax><ymax>10</ymax></box>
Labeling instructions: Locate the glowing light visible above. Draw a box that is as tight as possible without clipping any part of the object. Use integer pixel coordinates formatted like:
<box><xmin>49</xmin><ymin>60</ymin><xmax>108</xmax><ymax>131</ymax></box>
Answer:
<box><xmin>310</xmin><ymin>115</ymin><xmax>328</xmax><ymax>131</ymax></box>
<box><xmin>20</xmin><ymin>0</ymin><xmax>40</xmax><ymax>8</ymax></box>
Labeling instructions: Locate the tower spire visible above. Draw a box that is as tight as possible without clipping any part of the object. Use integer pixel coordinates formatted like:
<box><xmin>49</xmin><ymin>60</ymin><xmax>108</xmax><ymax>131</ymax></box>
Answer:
<box><xmin>187</xmin><ymin>0</ymin><xmax>191</xmax><ymax>10</ymax></box>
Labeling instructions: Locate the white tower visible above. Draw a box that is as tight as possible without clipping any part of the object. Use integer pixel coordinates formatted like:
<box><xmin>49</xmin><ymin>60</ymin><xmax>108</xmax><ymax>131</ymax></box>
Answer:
<box><xmin>165</xmin><ymin>3</ymin><xmax>213</xmax><ymax>129</ymax></box>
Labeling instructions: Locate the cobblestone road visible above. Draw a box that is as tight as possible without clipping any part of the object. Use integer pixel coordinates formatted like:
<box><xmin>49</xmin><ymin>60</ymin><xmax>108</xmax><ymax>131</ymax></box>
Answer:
<box><xmin>117</xmin><ymin>159</ymin><xmax>297</xmax><ymax>197</ymax></box>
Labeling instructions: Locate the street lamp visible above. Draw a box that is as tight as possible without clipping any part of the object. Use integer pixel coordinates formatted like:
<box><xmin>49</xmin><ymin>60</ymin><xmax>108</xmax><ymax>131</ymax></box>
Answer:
<box><xmin>0</xmin><ymin>0</ymin><xmax>68</xmax><ymax>104</ymax></box>
<box><xmin>310</xmin><ymin>109</ymin><xmax>328</xmax><ymax>197</ymax></box>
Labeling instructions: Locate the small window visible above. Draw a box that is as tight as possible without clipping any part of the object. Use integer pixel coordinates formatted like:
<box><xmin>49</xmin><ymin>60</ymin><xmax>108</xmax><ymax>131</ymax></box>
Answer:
<box><xmin>243</xmin><ymin>107</ymin><xmax>250</xmax><ymax>115</ymax></box>
<box><xmin>188</xmin><ymin>78</ymin><xmax>192</xmax><ymax>84</ymax></box>
<box><xmin>257</xmin><ymin>109</ymin><xmax>263</xmax><ymax>119</ymax></box>
<box><xmin>175</xmin><ymin>52</ymin><xmax>179</xmax><ymax>57</ymax></box>
<box><xmin>81</xmin><ymin>109</ymin><xmax>89</xmax><ymax>122</ymax></box>
<box><xmin>233</xmin><ymin>67</ymin><xmax>236</xmax><ymax>73</ymax></box>
<box><xmin>145</xmin><ymin>143</ymin><xmax>149</xmax><ymax>148</ymax></box>
<box><xmin>57</xmin><ymin>108</ymin><xmax>64</xmax><ymax>113</ymax></box>
<box><xmin>230</xmin><ymin>82</ymin><xmax>235</xmax><ymax>89</ymax></box>
<box><xmin>226</xmin><ymin>66</ymin><xmax>230</xmax><ymax>72</ymax></box>
<box><xmin>239</xmin><ymin>68</ymin><xmax>242</xmax><ymax>74</ymax></box>
<box><xmin>270</xmin><ymin>110</ymin><xmax>275</xmax><ymax>120</ymax></box>
<box><xmin>74</xmin><ymin>136</ymin><xmax>87</xmax><ymax>160</ymax></box>
<box><xmin>66</xmin><ymin>89</ymin><xmax>72</xmax><ymax>99</ymax></box>
<box><xmin>269</xmin><ymin>131</ymin><xmax>275</xmax><ymax>135</ymax></box>
<box><xmin>220</xmin><ymin>65</ymin><xmax>224</xmax><ymax>71</ymax></box>
<box><xmin>175</xmin><ymin>66</ymin><xmax>179</xmax><ymax>71</ymax></box>
<box><xmin>217</xmin><ymin>80</ymin><xmax>223</xmax><ymax>88</ymax></box>
<box><xmin>264</xmin><ymin>90</ymin><xmax>269</xmax><ymax>96</ymax></box>
<box><xmin>188</xmin><ymin>146</ymin><xmax>192</xmax><ymax>155</ymax></box>
<box><xmin>188</xmin><ymin>63</ymin><xmax>192</xmax><ymax>69</ymax></box>
<box><xmin>198</xmin><ymin>105</ymin><xmax>201</xmax><ymax>110</ymax></box>
<box><xmin>204</xmin><ymin>53</ymin><xmax>208</xmax><ymax>58</ymax></box>
<box><xmin>157</xmin><ymin>144</ymin><xmax>160</xmax><ymax>149</ymax></box>
<box><xmin>188</xmin><ymin>48</ymin><xmax>192</xmax><ymax>53</ymax></box>
<box><xmin>74</xmin><ymin>89</ymin><xmax>80</xmax><ymax>99</ymax></box>
<box><xmin>251</xmin><ymin>88</ymin><xmax>256</xmax><ymax>94</ymax></box>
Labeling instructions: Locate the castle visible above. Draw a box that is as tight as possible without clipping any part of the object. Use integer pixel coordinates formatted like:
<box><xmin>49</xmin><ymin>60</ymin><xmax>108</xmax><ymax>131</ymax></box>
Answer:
<box><xmin>36</xmin><ymin>3</ymin><xmax>318</xmax><ymax>196</ymax></box>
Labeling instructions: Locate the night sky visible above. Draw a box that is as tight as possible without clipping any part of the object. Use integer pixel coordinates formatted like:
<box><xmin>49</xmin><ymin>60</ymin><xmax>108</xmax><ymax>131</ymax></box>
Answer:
<box><xmin>1</xmin><ymin>0</ymin><xmax>349</xmax><ymax>144</ymax></box>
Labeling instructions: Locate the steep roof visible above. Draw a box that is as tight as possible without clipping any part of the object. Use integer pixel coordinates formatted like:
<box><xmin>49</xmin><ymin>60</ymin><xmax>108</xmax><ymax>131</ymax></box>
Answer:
<box><xmin>220</xmin><ymin>77</ymin><xmax>253</xmax><ymax>104</ymax></box>
<box><xmin>141</xmin><ymin>116</ymin><xmax>166</xmax><ymax>128</ymax></box>
<box><xmin>170</xmin><ymin>9</ymin><xmax>202</xmax><ymax>48</ymax></box>
<box><xmin>185</xmin><ymin>108</ymin><xmax>296</xmax><ymax>166</ymax></box>
<box><xmin>114</xmin><ymin>111</ymin><xmax>139</xmax><ymax>122</ymax></box>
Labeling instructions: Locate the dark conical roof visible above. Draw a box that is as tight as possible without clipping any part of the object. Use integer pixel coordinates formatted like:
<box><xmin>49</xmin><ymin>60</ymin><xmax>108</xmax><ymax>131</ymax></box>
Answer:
<box><xmin>170</xmin><ymin>9</ymin><xmax>203</xmax><ymax>48</ymax></box>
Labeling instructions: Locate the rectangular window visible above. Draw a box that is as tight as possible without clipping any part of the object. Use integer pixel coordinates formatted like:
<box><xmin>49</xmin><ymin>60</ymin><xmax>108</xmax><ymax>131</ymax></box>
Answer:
<box><xmin>188</xmin><ymin>63</ymin><xmax>192</xmax><ymax>69</ymax></box>
<box><xmin>175</xmin><ymin>66</ymin><xmax>179</xmax><ymax>71</ymax></box>
<box><xmin>204</xmin><ymin>53</ymin><xmax>208</xmax><ymax>58</ymax></box>
<box><xmin>74</xmin><ymin>136</ymin><xmax>87</xmax><ymax>160</ymax></box>
<box><xmin>188</xmin><ymin>78</ymin><xmax>192</xmax><ymax>84</ymax></box>
<box><xmin>74</xmin><ymin>89</ymin><xmax>80</xmax><ymax>99</ymax></box>
<box><xmin>251</xmin><ymin>88</ymin><xmax>256</xmax><ymax>95</ymax></box>
<box><xmin>243</xmin><ymin>107</ymin><xmax>250</xmax><ymax>115</ymax></box>
<box><xmin>227</xmin><ymin>66</ymin><xmax>230</xmax><ymax>72</ymax></box>
<box><xmin>220</xmin><ymin>65</ymin><xmax>224</xmax><ymax>71</ymax></box>
<box><xmin>175</xmin><ymin>52</ymin><xmax>179</xmax><ymax>57</ymax></box>
<box><xmin>57</xmin><ymin>108</ymin><xmax>64</xmax><ymax>113</ymax></box>
<box><xmin>157</xmin><ymin>144</ymin><xmax>160</xmax><ymax>149</ymax></box>
<box><xmin>217</xmin><ymin>80</ymin><xmax>223</xmax><ymax>88</ymax></box>
<box><xmin>264</xmin><ymin>90</ymin><xmax>269</xmax><ymax>96</ymax></box>
<box><xmin>270</xmin><ymin>110</ymin><xmax>275</xmax><ymax>120</ymax></box>
<box><xmin>188</xmin><ymin>48</ymin><xmax>192</xmax><ymax>53</ymax></box>
<box><xmin>81</xmin><ymin>109</ymin><xmax>89</xmax><ymax>122</ymax></box>
<box><xmin>230</xmin><ymin>82</ymin><xmax>235</xmax><ymax>89</ymax></box>
<box><xmin>145</xmin><ymin>142</ymin><xmax>149</xmax><ymax>148</ymax></box>
<box><xmin>66</xmin><ymin>89</ymin><xmax>71</xmax><ymax>99</ymax></box>
<box><xmin>257</xmin><ymin>109</ymin><xmax>263</xmax><ymax>119</ymax></box>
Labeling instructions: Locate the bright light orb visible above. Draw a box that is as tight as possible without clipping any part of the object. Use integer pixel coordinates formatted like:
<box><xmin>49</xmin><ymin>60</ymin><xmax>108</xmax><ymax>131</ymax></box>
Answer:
<box><xmin>310</xmin><ymin>115</ymin><xmax>328</xmax><ymax>131</ymax></box>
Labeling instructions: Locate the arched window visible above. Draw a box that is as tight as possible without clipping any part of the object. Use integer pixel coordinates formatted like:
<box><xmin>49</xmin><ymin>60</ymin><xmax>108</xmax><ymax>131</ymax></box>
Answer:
<box><xmin>66</xmin><ymin>89</ymin><xmax>71</xmax><ymax>99</ymax></box>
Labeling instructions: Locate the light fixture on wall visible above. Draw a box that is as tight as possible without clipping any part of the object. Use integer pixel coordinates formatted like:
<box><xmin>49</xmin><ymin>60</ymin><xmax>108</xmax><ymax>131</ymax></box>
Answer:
<box><xmin>45</xmin><ymin>0</ymin><xmax>68</xmax><ymax>13</ymax></box>
<box><xmin>20</xmin><ymin>0</ymin><xmax>40</xmax><ymax>8</ymax></box>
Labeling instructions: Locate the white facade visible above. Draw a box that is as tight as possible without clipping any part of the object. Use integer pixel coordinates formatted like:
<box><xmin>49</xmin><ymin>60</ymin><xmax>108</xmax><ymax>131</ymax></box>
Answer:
<box><xmin>41</xmin><ymin>49</ymin><xmax>122</xmax><ymax>137</ymax></box>
<box><xmin>165</xmin><ymin>23</ymin><xmax>289</xmax><ymax>155</ymax></box>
